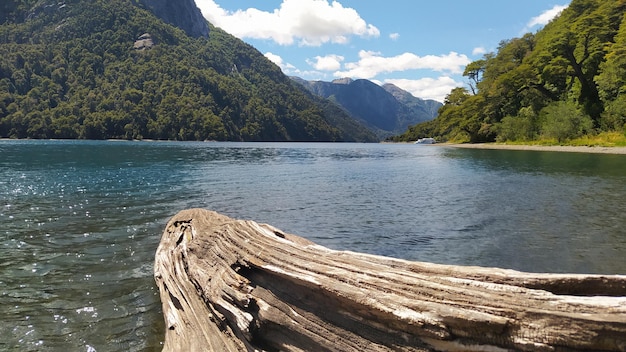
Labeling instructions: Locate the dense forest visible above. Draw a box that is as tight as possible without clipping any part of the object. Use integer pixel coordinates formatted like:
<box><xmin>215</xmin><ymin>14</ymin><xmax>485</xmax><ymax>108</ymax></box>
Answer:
<box><xmin>393</xmin><ymin>0</ymin><xmax>626</xmax><ymax>144</ymax></box>
<box><xmin>0</xmin><ymin>0</ymin><xmax>377</xmax><ymax>141</ymax></box>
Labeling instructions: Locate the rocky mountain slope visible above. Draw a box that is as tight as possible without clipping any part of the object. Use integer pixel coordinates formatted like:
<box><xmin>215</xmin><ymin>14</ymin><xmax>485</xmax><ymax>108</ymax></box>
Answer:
<box><xmin>292</xmin><ymin>77</ymin><xmax>441</xmax><ymax>138</ymax></box>
<box><xmin>382</xmin><ymin>83</ymin><xmax>442</xmax><ymax>119</ymax></box>
<box><xmin>139</xmin><ymin>0</ymin><xmax>209</xmax><ymax>38</ymax></box>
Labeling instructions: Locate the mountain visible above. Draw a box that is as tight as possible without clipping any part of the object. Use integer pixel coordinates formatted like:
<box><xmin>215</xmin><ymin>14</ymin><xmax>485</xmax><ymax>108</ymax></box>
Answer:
<box><xmin>381</xmin><ymin>83</ymin><xmax>441</xmax><ymax>119</ymax></box>
<box><xmin>0</xmin><ymin>0</ymin><xmax>376</xmax><ymax>142</ymax></box>
<box><xmin>393</xmin><ymin>0</ymin><xmax>626</xmax><ymax>143</ymax></box>
<box><xmin>291</xmin><ymin>77</ymin><xmax>441</xmax><ymax>139</ymax></box>
<box><xmin>139</xmin><ymin>0</ymin><xmax>209</xmax><ymax>38</ymax></box>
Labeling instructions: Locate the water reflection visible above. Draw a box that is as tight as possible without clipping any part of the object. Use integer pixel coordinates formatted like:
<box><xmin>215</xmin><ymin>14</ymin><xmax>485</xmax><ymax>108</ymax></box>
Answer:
<box><xmin>443</xmin><ymin>147</ymin><xmax>626</xmax><ymax>177</ymax></box>
<box><xmin>438</xmin><ymin>147</ymin><xmax>626</xmax><ymax>273</ymax></box>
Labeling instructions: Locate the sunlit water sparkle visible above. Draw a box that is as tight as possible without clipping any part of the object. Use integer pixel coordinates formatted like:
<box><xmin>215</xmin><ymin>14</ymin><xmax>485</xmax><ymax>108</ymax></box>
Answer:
<box><xmin>1</xmin><ymin>140</ymin><xmax>625</xmax><ymax>351</ymax></box>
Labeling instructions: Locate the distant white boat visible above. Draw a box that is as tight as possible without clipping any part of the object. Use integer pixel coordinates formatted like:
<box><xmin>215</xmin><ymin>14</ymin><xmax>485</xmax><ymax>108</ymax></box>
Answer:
<box><xmin>414</xmin><ymin>138</ymin><xmax>436</xmax><ymax>144</ymax></box>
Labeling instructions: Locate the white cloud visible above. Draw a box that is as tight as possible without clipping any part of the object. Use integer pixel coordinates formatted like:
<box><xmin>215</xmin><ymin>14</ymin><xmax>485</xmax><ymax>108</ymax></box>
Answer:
<box><xmin>194</xmin><ymin>0</ymin><xmax>380</xmax><ymax>46</ymax></box>
<box><xmin>389</xmin><ymin>33</ymin><xmax>400</xmax><ymax>41</ymax></box>
<box><xmin>264</xmin><ymin>52</ymin><xmax>296</xmax><ymax>71</ymax></box>
<box><xmin>385</xmin><ymin>77</ymin><xmax>463</xmax><ymax>102</ymax></box>
<box><xmin>525</xmin><ymin>4</ymin><xmax>568</xmax><ymax>31</ymax></box>
<box><xmin>472</xmin><ymin>47</ymin><xmax>487</xmax><ymax>56</ymax></box>
<box><xmin>264</xmin><ymin>51</ymin><xmax>300</xmax><ymax>76</ymax></box>
<box><xmin>307</xmin><ymin>54</ymin><xmax>345</xmax><ymax>71</ymax></box>
<box><xmin>334</xmin><ymin>50</ymin><xmax>471</xmax><ymax>79</ymax></box>
<box><xmin>295</xmin><ymin>70</ymin><xmax>327</xmax><ymax>80</ymax></box>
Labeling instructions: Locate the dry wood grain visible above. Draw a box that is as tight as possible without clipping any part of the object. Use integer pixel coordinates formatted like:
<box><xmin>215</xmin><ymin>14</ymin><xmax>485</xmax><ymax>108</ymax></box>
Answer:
<box><xmin>154</xmin><ymin>209</ymin><xmax>626</xmax><ymax>351</ymax></box>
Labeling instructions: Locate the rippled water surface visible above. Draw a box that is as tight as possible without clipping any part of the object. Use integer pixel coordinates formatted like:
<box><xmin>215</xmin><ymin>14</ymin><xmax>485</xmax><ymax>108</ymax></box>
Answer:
<box><xmin>2</xmin><ymin>140</ymin><xmax>625</xmax><ymax>351</ymax></box>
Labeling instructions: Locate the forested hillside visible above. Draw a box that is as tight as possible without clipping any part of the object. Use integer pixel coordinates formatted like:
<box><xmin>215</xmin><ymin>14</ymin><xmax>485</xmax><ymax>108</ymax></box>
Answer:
<box><xmin>0</xmin><ymin>0</ymin><xmax>376</xmax><ymax>141</ymax></box>
<box><xmin>393</xmin><ymin>0</ymin><xmax>626</xmax><ymax>144</ymax></box>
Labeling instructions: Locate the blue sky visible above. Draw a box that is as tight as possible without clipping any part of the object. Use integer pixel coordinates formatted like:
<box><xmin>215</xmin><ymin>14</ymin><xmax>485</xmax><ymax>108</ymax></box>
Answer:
<box><xmin>194</xmin><ymin>0</ymin><xmax>570</xmax><ymax>102</ymax></box>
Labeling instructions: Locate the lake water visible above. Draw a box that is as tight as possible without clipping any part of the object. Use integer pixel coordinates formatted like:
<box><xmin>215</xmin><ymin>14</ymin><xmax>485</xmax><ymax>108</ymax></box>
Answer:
<box><xmin>1</xmin><ymin>140</ymin><xmax>625</xmax><ymax>351</ymax></box>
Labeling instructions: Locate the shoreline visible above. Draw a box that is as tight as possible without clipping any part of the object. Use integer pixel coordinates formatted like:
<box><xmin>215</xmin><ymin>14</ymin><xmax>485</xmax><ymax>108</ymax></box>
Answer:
<box><xmin>2</xmin><ymin>138</ymin><xmax>626</xmax><ymax>154</ymax></box>
<box><xmin>441</xmin><ymin>143</ymin><xmax>626</xmax><ymax>155</ymax></box>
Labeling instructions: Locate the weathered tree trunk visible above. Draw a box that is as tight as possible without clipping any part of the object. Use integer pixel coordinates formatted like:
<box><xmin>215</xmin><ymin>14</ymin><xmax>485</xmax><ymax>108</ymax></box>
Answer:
<box><xmin>154</xmin><ymin>209</ymin><xmax>626</xmax><ymax>352</ymax></box>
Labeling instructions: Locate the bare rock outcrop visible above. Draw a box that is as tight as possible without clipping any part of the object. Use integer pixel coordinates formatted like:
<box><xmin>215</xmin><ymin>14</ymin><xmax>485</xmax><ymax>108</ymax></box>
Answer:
<box><xmin>133</xmin><ymin>33</ymin><xmax>154</xmax><ymax>50</ymax></box>
<box><xmin>139</xmin><ymin>0</ymin><xmax>208</xmax><ymax>38</ymax></box>
<box><xmin>154</xmin><ymin>209</ymin><xmax>626</xmax><ymax>351</ymax></box>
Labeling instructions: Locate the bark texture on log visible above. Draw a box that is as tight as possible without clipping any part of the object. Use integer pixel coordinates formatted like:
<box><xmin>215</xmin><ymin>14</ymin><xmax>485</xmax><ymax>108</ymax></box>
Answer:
<box><xmin>154</xmin><ymin>209</ymin><xmax>626</xmax><ymax>352</ymax></box>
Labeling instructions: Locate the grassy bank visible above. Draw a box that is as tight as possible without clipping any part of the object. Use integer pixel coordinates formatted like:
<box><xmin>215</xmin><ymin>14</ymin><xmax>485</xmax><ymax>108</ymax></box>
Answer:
<box><xmin>495</xmin><ymin>132</ymin><xmax>626</xmax><ymax>147</ymax></box>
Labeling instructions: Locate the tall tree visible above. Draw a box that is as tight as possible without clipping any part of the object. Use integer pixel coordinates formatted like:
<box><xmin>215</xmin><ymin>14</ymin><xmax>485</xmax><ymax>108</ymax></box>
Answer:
<box><xmin>463</xmin><ymin>59</ymin><xmax>486</xmax><ymax>95</ymax></box>
<box><xmin>595</xmin><ymin>12</ymin><xmax>626</xmax><ymax>129</ymax></box>
<box><xmin>539</xmin><ymin>0</ymin><xmax>620</xmax><ymax>124</ymax></box>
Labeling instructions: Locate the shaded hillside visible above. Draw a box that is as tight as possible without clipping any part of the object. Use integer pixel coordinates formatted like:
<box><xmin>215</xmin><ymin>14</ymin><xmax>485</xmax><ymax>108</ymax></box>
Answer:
<box><xmin>292</xmin><ymin>77</ymin><xmax>440</xmax><ymax>139</ymax></box>
<box><xmin>393</xmin><ymin>0</ymin><xmax>626</xmax><ymax>143</ymax></box>
<box><xmin>302</xmin><ymin>92</ymin><xmax>379</xmax><ymax>142</ymax></box>
<box><xmin>382</xmin><ymin>83</ymin><xmax>441</xmax><ymax>119</ymax></box>
<box><xmin>0</xmin><ymin>0</ymin><xmax>374</xmax><ymax>141</ymax></box>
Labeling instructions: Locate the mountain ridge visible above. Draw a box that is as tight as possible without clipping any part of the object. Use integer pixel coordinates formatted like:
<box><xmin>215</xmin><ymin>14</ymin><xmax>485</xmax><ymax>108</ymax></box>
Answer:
<box><xmin>291</xmin><ymin>77</ymin><xmax>441</xmax><ymax>139</ymax></box>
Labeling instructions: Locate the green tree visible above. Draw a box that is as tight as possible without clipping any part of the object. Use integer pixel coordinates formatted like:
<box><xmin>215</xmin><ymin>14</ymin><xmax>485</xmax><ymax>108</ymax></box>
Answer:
<box><xmin>540</xmin><ymin>101</ymin><xmax>593</xmax><ymax>142</ymax></box>
<box><xmin>495</xmin><ymin>107</ymin><xmax>538</xmax><ymax>142</ymax></box>
<box><xmin>539</xmin><ymin>0</ymin><xmax>621</xmax><ymax>124</ymax></box>
<box><xmin>394</xmin><ymin>0</ymin><xmax>626</xmax><ymax>143</ymax></box>
<box><xmin>595</xmin><ymin>12</ymin><xmax>626</xmax><ymax>130</ymax></box>
<box><xmin>463</xmin><ymin>59</ymin><xmax>486</xmax><ymax>95</ymax></box>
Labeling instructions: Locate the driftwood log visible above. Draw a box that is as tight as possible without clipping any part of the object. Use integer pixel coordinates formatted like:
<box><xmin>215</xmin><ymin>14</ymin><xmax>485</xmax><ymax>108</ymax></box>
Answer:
<box><xmin>154</xmin><ymin>209</ymin><xmax>626</xmax><ymax>351</ymax></box>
